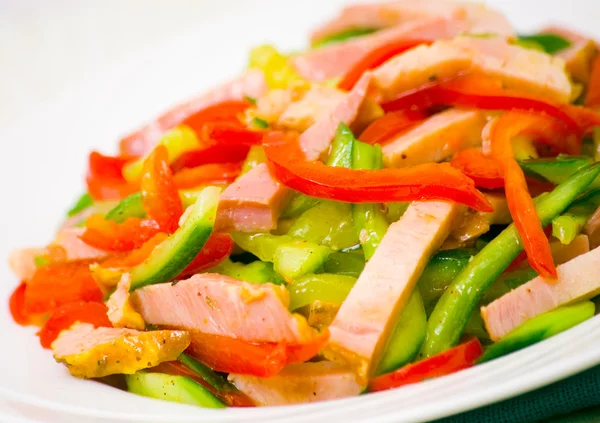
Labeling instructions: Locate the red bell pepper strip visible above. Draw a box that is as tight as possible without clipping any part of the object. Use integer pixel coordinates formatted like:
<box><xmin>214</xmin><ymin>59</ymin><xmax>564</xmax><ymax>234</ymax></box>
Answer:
<box><xmin>490</xmin><ymin>112</ymin><xmax>557</xmax><ymax>279</ymax></box>
<box><xmin>186</xmin><ymin>330</ymin><xmax>328</xmax><ymax>378</ymax></box>
<box><xmin>263</xmin><ymin>131</ymin><xmax>492</xmax><ymax>212</ymax></box>
<box><xmin>141</xmin><ymin>145</ymin><xmax>184</xmax><ymax>233</ymax></box>
<box><xmin>585</xmin><ymin>54</ymin><xmax>600</xmax><ymax>108</ymax></box>
<box><xmin>179</xmin><ymin>233</ymin><xmax>234</xmax><ymax>277</ymax></box>
<box><xmin>86</xmin><ymin>152</ymin><xmax>138</xmax><ymax>201</ymax></box>
<box><xmin>119</xmin><ymin>100</ymin><xmax>252</xmax><ymax>157</ymax></box>
<box><xmin>173</xmin><ymin>162</ymin><xmax>242</xmax><ymax>189</ymax></box>
<box><xmin>338</xmin><ymin>39</ymin><xmax>430</xmax><ymax>91</ymax></box>
<box><xmin>80</xmin><ymin>215</ymin><xmax>161</xmax><ymax>252</ymax></box>
<box><xmin>9</xmin><ymin>282</ymin><xmax>30</xmax><ymax>326</ymax></box>
<box><xmin>37</xmin><ymin>301</ymin><xmax>112</xmax><ymax>349</ymax></box>
<box><xmin>171</xmin><ymin>144</ymin><xmax>251</xmax><ymax>172</ymax></box>
<box><xmin>24</xmin><ymin>261</ymin><xmax>104</xmax><ymax>314</ymax></box>
<box><xmin>451</xmin><ymin>148</ymin><xmax>504</xmax><ymax>189</ymax></box>
<box><xmin>200</xmin><ymin>122</ymin><xmax>265</xmax><ymax>146</ymax></box>
<box><xmin>369</xmin><ymin>338</ymin><xmax>483</xmax><ymax>392</ymax></box>
<box><xmin>382</xmin><ymin>74</ymin><xmax>583</xmax><ymax>136</ymax></box>
<box><xmin>100</xmin><ymin>233</ymin><xmax>169</xmax><ymax>269</ymax></box>
<box><xmin>359</xmin><ymin>110</ymin><xmax>428</xmax><ymax>146</ymax></box>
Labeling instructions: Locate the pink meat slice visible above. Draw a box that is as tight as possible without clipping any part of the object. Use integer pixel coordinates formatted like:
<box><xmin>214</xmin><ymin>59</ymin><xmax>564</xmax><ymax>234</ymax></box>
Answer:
<box><xmin>228</xmin><ymin>361</ymin><xmax>362</xmax><ymax>406</ymax></box>
<box><xmin>215</xmin><ymin>163</ymin><xmax>290</xmax><ymax>233</ymax></box>
<box><xmin>311</xmin><ymin>0</ymin><xmax>514</xmax><ymax>44</ymax></box>
<box><xmin>324</xmin><ymin>201</ymin><xmax>460</xmax><ymax>382</ymax></box>
<box><xmin>374</xmin><ymin>36</ymin><xmax>572</xmax><ymax>103</ymax></box>
<box><xmin>278</xmin><ymin>85</ymin><xmax>346</xmax><ymax>132</ymax></box>
<box><xmin>382</xmin><ymin>108</ymin><xmax>486</xmax><ymax>167</ymax></box>
<box><xmin>120</xmin><ymin>69</ymin><xmax>267</xmax><ymax>156</ymax></box>
<box><xmin>8</xmin><ymin>247</ymin><xmax>46</xmax><ymax>281</ymax></box>
<box><xmin>294</xmin><ymin>17</ymin><xmax>471</xmax><ymax>82</ymax></box>
<box><xmin>131</xmin><ymin>273</ymin><xmax>319</xmax><ymax>344</ymax></box>
<box><xmin>55</xmin><ymin>227</ymin><xmax>109</xmax><ymax>261</ymax></box>
<box><xmin>482</xmin><ymin>246</ymin><xmax>600</xmax><ymax>342</ymax></box>
<box><xmin>299</xmin><ymin>72</ymin><xmax>372</xmax><ymax>161</ymax></box>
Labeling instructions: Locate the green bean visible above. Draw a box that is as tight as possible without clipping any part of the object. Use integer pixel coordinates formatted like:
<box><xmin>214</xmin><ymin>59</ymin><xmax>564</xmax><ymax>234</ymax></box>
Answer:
<box><xmin>552</xmin><ymin>189</ymin><xmax>600</xmax><ymax>244</ymax></box>
<box><xmin>288</xmin><ymin>274</ymin><xmax>356</xmax><ymax>311</ymax></box>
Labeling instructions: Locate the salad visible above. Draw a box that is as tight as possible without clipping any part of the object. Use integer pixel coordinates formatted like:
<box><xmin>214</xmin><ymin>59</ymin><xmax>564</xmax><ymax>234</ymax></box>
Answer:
<box><xmin>8</xmin><ymin>0</ymin><xmax>600</xmax><ymax>409</ymax></box>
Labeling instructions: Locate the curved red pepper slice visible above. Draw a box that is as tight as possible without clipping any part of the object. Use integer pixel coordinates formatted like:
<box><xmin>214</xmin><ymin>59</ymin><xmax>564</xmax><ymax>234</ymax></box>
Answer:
<box><xmin>359</xmin><ymin>110</ymin><xmax>428</xmax><ymax>146</ymax></box>
<box><xmin>586</xmin><ymin>54</ymin><xmax>600</xmax><ymax>108</ymax></box>
<box><xmin>179</xmin><ymin>233</ymin><xmax>234</xmax><ymax>277</ymax></box>
<box><xmin>263</xmin><ymin>131</ymin><xmax>492</xmax><ymax>212</ymax></box>
<box><xmin>181</xmin><ymin>100</ymin><xmax>251</xmax><ymax>135</ymax></box>
<box><xmin>490</xmin><ymin>112</ymin><xmax>557</xmax><ymax>279</ymax></box>
<box><xmin>200</xmin><ymin>122</ymin><xmax>265</xmax><ymax>146</ymax></box>
<box><xmin>173</xmin><ymin>163</ymin><xmax>242</xmax><ymax>190</ymax></box>
<box><xmin>37</xmin><ymin>301</ymin><xmax>112</xmax><ymax>349</ymax></box>
<box><xmin>450</xmin><ymin>148</ymin><xmax>504</xmax><ymax>189</ymax></box>
<box><xmin>338</xmin><ymin>39</ymin><xmax>430</xmax><ymax>91</ymax></box>
<box><xmin>86</xmin><ymin>152</ymin><xmax>138</xmax><ymax>201</ymax></box>
<box><xmin>171</xmin><ymin>144</ymin><xmax>251</xmax><ymax>172</ymax></box>
<box><xmin>369</xmin><ymin>338</ymin><xmax>483</xmax><ymax>392</ymax></box>
<box><xmin>9</xmin><ymin>282</ymin><xmax>30</xmax><ymax>326</ymax></box>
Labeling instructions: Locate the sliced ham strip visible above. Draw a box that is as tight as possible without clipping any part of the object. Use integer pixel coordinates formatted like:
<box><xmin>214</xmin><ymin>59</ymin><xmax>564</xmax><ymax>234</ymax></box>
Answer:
<box><xmin>131</xmin><ymin>273</ymin><xmax>320</xmax><ymax>344</ymax></box>
<box><xmin>299</xmin><ymin>72</ymin><xmax>372</xmax><ymax>161</ymax></box>
<box><xmin>215</xmin><ymin>163</ymin><xmax>291</xmax><ymax>233</ymax></box>
<box><xmin>295</xmin><ymin>17</ymin><xmax>471</xmax><ymax>82</ymax></box>
<box><xmin>229</xmin><ymin>361</ymin><xmax>362</xmax><ymax>406</ymax></box>
<box><xmin>52</xmin><ymin>323</ymin><xmax>190</xmax><ymax>378</ymax></box>
<box><xmin>482</xmin><ymin>245</ymin><xmax>600</xmax><ymax>342</ymax></box>
<box><xmin>311</xmin><ymin>0</ymin><xmax>514</xmax><ymax>44</ymax></box>
<box><xmin>374</xmin><ymin>36</ymin><xmax>572</xmax><ymax>103</ymax></box>
<box><xmin>324</xmin><ymin>201</ymin><xmax>460</xmax><ymax>382</ymax></box>
<box><xmin>382</xmin><ymin>109</ymin><xmax>487</xmax><ymax>167</ymax></box>
<box><xmin>278</xmin><ymin>85</ymin><xmax>347</xmax><ymax>132</ymax></box>
<box><xmin>106</xmin><ymin>273</ymin><xmax>145</xmax><ymax>330</ymax></box>
<box><xmin>120</xmin><ymin>70</ymin><xmax>267</xmax><ymax>156</ymax></box>
<box><xmin>54</xmin><ymin>227</ymin><xmax>109</xmax><ymax>261</ymax></box>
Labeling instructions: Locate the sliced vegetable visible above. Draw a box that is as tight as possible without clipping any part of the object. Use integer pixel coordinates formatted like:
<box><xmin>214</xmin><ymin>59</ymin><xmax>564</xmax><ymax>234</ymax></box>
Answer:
<box><xmin>359</xmin><ymin>110</ymin><xmax>428</xmax><ymax>146</ymax></box>
<box><xmin>248</xmin><ymin>45</ymin><xmax>307</xmax><ymax>90</ymax></box>
<box><xmin>479</xmin><ymin>302</ymin><xmax>595</xmax><ymax>362</ymax></box>
<box><xmin>211</xmin><ymin>259</ymin><xmax>284</xmax><ymax>285</ymax></box>
<box><xmin>173</xmin><ymin>162</ymin><xmax>242</xmax><ymax>189</ymax></box>
<box><xmin>552</xmin><ymin>190</ymin><xmax>600</xmax><ymax>244</ymax></box>
<box><xmin>586</xmin><ymin>54</ymin><xmax>600</xmax><ymax>108</ymax></box>
<box><xmin>9</xmin><ymin>282</ymin><xmax>30</xmax><ymax>326</ymax></box>
<box><xmin>171</xmin><ymin>144</ymin><xmax>251</xmax><ymax>172</ymax></box>
<box><xmin>105</xmin><ymin>193</ymin><xmax>146</xmax><ymax>223</ymax></box>
<box><xmin>288</xmin><ymin>274</ymin><xmax>356</xmax><ymax>311</ymax></box>
<box><xmin>129</xmin><ymin>186</ymin><xmax>221</xmax><ymax>290</ymax></box>
<box><xmin>273</xmin><ymin>241</ymin><xmax>332</xmax><ymax>281</ymax></box>
<box><xmin>369</xmin><ymin>338</ymin><xmax>483</xmax><ymax>392</ymax></box>
<box><xmin>263</xmin><ymin>131</ymin><xmax>492</xmax><ymax>212</ymax></box>
<box><xmin>179</xmin><ymin>233</ymin><xmax>234</xmax><ymax>277</ymax></box>
<box><xmin>86</xmin><ymin>152</ymin><xmax>138</xmax><ymax>201</ymax></box>
<box><xmin>327</xmin><ymin>123</ymin><xmax>355</xmax><ymax>168</ymax></box>
<box><xmin>126</xmin><ymin>371</ymin><xmax>225</xmax><ymax>408</ymax></box>
<box><xmin>181</xmin><ymin>100</ymin><xmax>251</xmax><ymax>135</ymax></box>
<box><xmin>241</xmin><ymin>145</ymin><xmax>267</xmax><ymax>175</ymax></box>
<box><xmin>312</xmin><ymin>27</ymin><xmax>378</xmax><ymax>49</ymax></box>
<box><xmin>67</xmin><ymin>193</ymin><xmax>94</xmax><ymax>218</ymax></box>
<box><xmin>422</xmin><ymin>164</ymin><xmax>600</xmax><ymax>357</ymax></box>
<box><xmin>517</xmin><ymin>33</ymin><xmax>572</xmax><ymax>54</ymax></box>
<box><xmin>37</xmin><ymin>302</ymin><xmax>111</xmax><ymax>349</ymax></box>
<box><xmin>451</xmin><ymin>148</ymin><xmax>504</xmax><ymax>189</ymax></box>
<box><xmin>520</xmin><ymin>155</ymin><xmax>594</xmax><ymax>186</ymax></box>
<box><xmin>321</xmin><ymin>251</ymin><xmax>366</xmax><ymax>278</ymax></box>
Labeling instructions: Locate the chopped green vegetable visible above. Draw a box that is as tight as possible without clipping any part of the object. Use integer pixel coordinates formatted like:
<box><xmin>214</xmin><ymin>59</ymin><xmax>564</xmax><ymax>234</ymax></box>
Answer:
<box><xmin>34</xmin><ymin>256</ymin><xmax>51</xmax><ymax>267</ymax></box>
<box><xmin>312</xmin><ymin>27</ymin><xmax>378</xmax><ymax>49</ymax></box>
<box><xmin>478</xmin><ymin>302</ymin><xmax>595</xmax><ymax>363</ymax></box>
<box><xmin>105</xmin><ymin>193</ymin><xmax>145</xmax><ymax>223</ymax></box>
<box><xmin>288</xmin><ymin>273</ymin><xmax>356</xmax><ymax>311</ymax></box>
<box><xmin>250</xmin><ymin>117</ymin><xmax>269</xmax><ymax>129</ymax></box>
<box><xmin>328</xmin><ymin>123</ymin><xmax>355</xmax><ymax>168</ymax></box>
<box><xmin>178</xmin><ymin>353</ymin><xmax>239</xmax><ymax>394</ymax></box>
<box><xmin>126</xmin><ymin>371</ymin><xmax>224</xmax><ymax>408</ymax></box>
<box><xmin>422</xmin><ymin>164</ymin><xmax>600</xmax><ymax>357</ymax></box>
<box><xmin>129</xmin><ymin>187</ymin><xmax>220</xmax><ymax>290</ymax></box>
<box><xmin>67</xmin><ymin>193</ymin><xmax>94</xmax><ymax>217</ymax></box>
<box><xmin>321</xmin><ymin>251</ymin><xmax>366</xmax><ymax>278</ymax></box>
<box><xmin>211</xmin><ymin>259</ymin><xmax>284</xmax><ymax>285</ymax></box>
<box><xmin>281</xmin><ymin>193</ymin><xmax>320</xmax><ymax>218</ymax></box>
<box><xmin>516</xmin><ymin>33</ymin><xmax>572</xmax><ymax>54</ymax></box>
<box><xmin>520</xmin><ymin>155</ymin><xmax>595</xmax><ymax>187</ymax></box>
<box><xmin>273</xmin><ymin>241</ymin><xmax>332</xmax><ymax>281</ymax></box>
<box><xmin>241</xmin><ymin>145</ymin><xmax>267</xmax><ymax>175</ymax></box>
<box><xmin>384</xmin><ymin>202</ymin><xmax>409</xmax><ymax>223</ymax></box>
<box><xmin>377</xmin><ymin>291</ymin><xmax>427</xmax><ymax>375</ymax></box>
<box><xmin>552</xmin><ymin>189</ymin><xmax>600</xmax><ymax>244</ymax></box>
<box><xmin>244</xmin><ymin>95</ymin><xmax>257</xmax><ymax>105</ymax></box>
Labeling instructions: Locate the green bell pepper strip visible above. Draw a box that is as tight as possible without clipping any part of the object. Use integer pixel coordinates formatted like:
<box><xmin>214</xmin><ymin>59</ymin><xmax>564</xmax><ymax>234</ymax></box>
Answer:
<box><xmin>377</xmin><ymin>291</ymin><xmax>427</xmax><ymax>375</ymax></box>
<box><xmin>417</xmin><ymin>249</ymin><xmax>475</xmax><ymax>314</ymax></box>
<box><xmin>516</xmin><ymin>34</ymin><xmax>572</xmax><ymax>54</ymax></box>
<box><xmin>328</xmin><ymin>123</ymin><xmax>355</xmax><ymax>168</ymax></box>
<box><xmin>351</xmin><ymin>140</ymin><xmax>389</xmax><ymax>260</ymax></box>
<box><xmin>129</xmin><ymin>187</ymin><xmax>221</xmax><ymax>290</ymax></box>
<box><xmin>384</xmin><ymin>202</ymin><xmax>409</xmax><ymax>223</ymax></box>
<box><xmin>250</xmin><ymin>117</ymin><xmax>269</xmax><ymax>129</ymax></box>
<box><xmin>273</xmin><ymin>241</ymin><xmax>332</xmax><ymax>281</ymax></box>
<box><xmin>126</xmin><ymin>371</ymin><xmax>225</xmax><ymax>408</ymax></box>
<box><xmin>552</xmin><ymin>189</ymin><xmax>600</xmax><ymax>244</ymax></box>
<box><xmin>288</xmin><ymin>273</ymin><xmax>357</xmax><ymax>311</ymax></box>
<box><xmin>240</xmin><ymin>145</ymin><xmax>267</xmax><ymax>175</ymax></box>
<box><xmin>211</xmin><ymin>259</ymin><xmax>285</xmax><ymax>285</ymax></box>
<box><xmin>281</xmin><ymin>194</ymin><xmax>320</xmax><ymax>218</ymax></box>
<box><xmin>479</xmin><ymin>267</ymin><xmax>539</xmax><ymax>306</ymax></box>
<box><xmin>178</xmin><ymin>353</ymin><xmax>239</xmax><ymax>394</ymax></box>
<box><xmin>312</xmin><ymin>27</ymin><xmax>378</xmax><ymax>49</ymax></box>
<box><xmin>321</xmin><ymin>251</ymin><xmax>366</xmax><ymax>277</ymax></box>
<box><xmin>478</xmin><ymin>301</ymin><xmax>595</xmax><ymax>363</ymax></box>
<box><xmin>520</xmin><ymin>155</ymin><xmax>596</xmax><ymax>188</ymax></box>
<box><xmin>67</xmin><ymin>193</ymin><xmax>94</xmax><ymax>217</ymax></box>
<box><xmin>422</xmin><ymin>164</ymin><xmax>600</xmax><ymax>358</ymax></box>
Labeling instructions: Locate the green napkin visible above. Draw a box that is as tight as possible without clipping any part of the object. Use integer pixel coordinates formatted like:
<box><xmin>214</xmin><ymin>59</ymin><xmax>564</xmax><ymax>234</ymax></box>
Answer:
<box><xmin>433</xmin><ymin>365</ymin><xmax>600</xmax><ymax>423</ymax></box>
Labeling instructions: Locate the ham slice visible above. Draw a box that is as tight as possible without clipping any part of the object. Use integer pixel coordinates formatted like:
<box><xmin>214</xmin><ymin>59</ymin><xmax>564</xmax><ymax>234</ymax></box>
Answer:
<box><xmin>299</xmin><ymin>72</ymin><xmax>372</xmax><ymax>161</ymax></box>
<box><xmin>541</xmin><ymin>25</ymin><xmax>598</xmax><ymax>84</ymax></box>
<box><xmin>324</xmin><ymin>201</ymin><xmax>460</xmax><ymax>382</ymax></box>
<box><xmin>106</xmin><ymin>274</ymin><xmax>145</xmax><ymax>330</ymax></box>
<box><xmin>54</xmin><ymin>227</ymin><xmax>109</xmax><ymax>261</ymax></box>
<box><xmin>215</xmin><ymin>163</ymin><xmax>290</xmax><ymax>233</ymax></box>
<box><xmin>120</xmin><ymin>70</ymin><xmax>267</xmax><ymax>156</ymax></box>
<box><xmin>311</xmin><ymin>0</ymin><xmax>514</xmax><ymax>44</ymax></box>
<box><xmin>131</xmin><ymin>273</ymin><xmax>319</xmax><ymax>344</ymax></box>
<box><xmin>278</xmin><ymin>85</ymin><xmax>347</xmax><ymax>132</ymax></box>
<box><xmin>482</xmin><ymin>245</ymin><xmax>600</xmax><ymax>341</ymax></box>
<box><xmin>295</xmin><ymin>17</ymin><xmax>470</xmax><ymax>82</ymax></box>
<box><xmin>52</xmin><ymin>323</ymin><xmax>190</xmax><ymax>378</ymax></box>
<box><xmin>229</xmin><ymin>361</ymin><xmax>362</xmax><ymax>406</ymax></box>
<box><xmin>374</xmin><ymin>36</ymin><xmax>572</xmax><ymax>103</ymax></box>
<box><xmin>382</xmin><ymin>109</ymin><xmax>487</xmax><ymax>167</ymax></box>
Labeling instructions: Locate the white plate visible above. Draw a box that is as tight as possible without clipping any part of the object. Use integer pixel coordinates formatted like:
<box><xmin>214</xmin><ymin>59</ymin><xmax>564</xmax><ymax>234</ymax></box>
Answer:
<box><xmin>2</xmin><ymin>1</ymin><xmax>600</xmax><ymax>422</ymax></box>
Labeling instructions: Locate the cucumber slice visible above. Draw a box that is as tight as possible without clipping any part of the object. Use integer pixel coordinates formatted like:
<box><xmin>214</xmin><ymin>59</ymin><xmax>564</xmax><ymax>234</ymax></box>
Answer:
<box><xmin>273</xmin><ymin>241</ymin><xmax>331</xmax><ymax>281</ymax></box>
